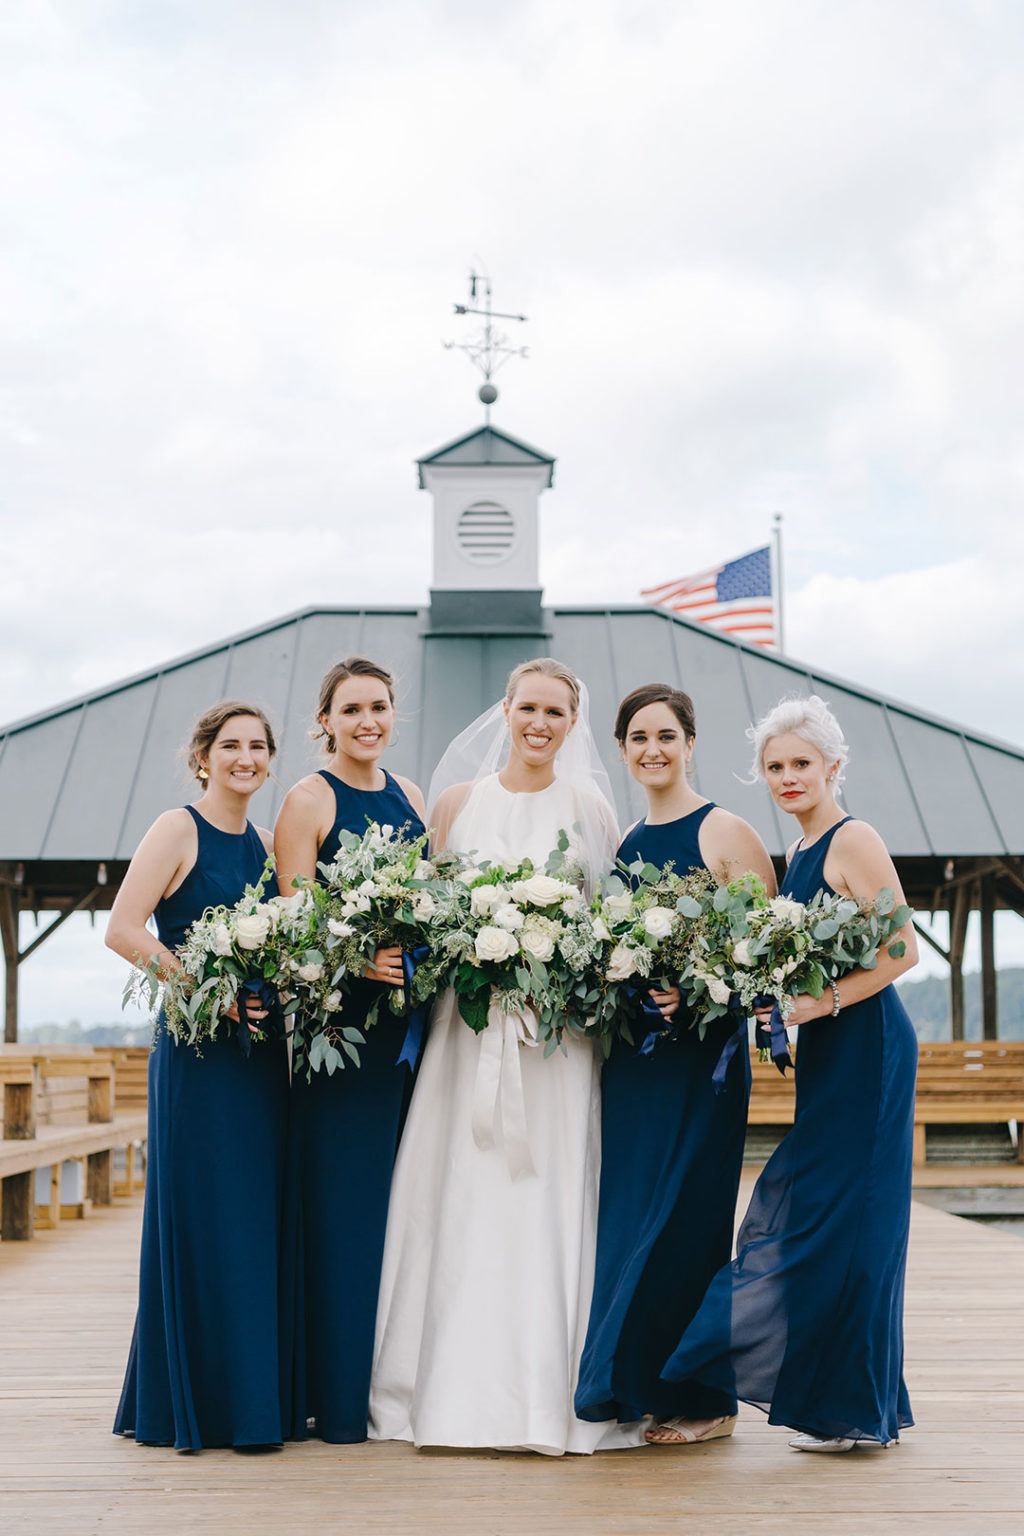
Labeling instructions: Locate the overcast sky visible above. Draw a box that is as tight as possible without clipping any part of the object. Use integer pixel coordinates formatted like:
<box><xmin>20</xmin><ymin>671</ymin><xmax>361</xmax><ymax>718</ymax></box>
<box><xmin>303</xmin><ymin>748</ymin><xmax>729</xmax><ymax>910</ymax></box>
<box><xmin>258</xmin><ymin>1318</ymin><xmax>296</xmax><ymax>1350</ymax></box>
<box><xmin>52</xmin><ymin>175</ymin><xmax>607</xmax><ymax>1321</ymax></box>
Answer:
<box><xmin>4</xmin><ymin>0</ymin><xmax>1024</xmax><ymax>1023</ymax></box>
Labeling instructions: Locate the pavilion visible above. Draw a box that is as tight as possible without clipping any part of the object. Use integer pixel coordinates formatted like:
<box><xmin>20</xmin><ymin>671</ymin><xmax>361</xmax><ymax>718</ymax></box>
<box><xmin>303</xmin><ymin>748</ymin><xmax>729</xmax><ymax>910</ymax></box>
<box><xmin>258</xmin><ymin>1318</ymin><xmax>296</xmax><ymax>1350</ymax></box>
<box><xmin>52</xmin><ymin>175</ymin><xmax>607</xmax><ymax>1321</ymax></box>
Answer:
<box><xmin>1</xmin><ymin>422</ymin><xmax>1022</xmax><ymax>1041</ymax></box>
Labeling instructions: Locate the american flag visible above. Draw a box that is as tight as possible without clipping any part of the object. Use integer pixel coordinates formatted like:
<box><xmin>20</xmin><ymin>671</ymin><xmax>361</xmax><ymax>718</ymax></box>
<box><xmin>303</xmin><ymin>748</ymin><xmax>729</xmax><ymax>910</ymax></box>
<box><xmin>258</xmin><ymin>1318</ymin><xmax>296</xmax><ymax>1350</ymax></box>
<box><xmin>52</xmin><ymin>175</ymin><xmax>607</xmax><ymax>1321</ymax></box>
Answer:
<box><xmin>641</xmin><ymin>545</ymin><xmax>776</xmax><ymax>647</ymax></box>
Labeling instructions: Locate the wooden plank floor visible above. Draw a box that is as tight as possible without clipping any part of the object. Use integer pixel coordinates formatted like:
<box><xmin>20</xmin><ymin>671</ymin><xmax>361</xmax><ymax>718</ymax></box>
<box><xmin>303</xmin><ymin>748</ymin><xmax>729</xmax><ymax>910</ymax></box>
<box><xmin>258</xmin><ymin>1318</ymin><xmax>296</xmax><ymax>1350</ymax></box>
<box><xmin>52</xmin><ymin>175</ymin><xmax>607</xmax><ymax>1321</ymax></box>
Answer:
<box><xmin>2</xmin><ymin>1178</ymin><xmax>1024</xmax><ymax>1536</ymax></box>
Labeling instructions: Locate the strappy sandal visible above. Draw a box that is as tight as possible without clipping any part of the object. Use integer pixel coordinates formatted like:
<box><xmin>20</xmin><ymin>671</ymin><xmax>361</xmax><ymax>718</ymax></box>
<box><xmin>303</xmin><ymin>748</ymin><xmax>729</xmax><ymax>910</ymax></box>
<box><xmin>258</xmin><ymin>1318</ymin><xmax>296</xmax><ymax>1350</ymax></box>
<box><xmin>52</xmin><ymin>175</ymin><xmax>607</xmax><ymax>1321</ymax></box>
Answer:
<box><xmin>644</xmin><ymin>1414</ymin><xmax>738</xmax><ymax>1445</ymax></box>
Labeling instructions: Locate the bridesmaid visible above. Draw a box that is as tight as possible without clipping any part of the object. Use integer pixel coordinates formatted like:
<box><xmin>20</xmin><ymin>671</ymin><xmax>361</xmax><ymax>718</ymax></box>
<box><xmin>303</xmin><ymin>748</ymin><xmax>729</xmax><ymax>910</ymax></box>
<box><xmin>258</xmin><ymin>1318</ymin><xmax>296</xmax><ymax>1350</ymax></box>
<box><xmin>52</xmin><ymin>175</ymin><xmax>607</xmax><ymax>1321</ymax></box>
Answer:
<box><xmin>275</xmin><ymin>656</ymin><xmax>426</xmax><ymax>1444</ymax></box>
<box><xmin>108</xmin><ymin>702</ymin><xmax>289</xmax><ymax>1450</ymax></box>
<box><xmin>575</xmin><ymin>683</ymin><xmax>776</xmax><ymax>1445</ymax></box>
<box><xmin>661</xmin><ymin>694</ymin><xmax>918</xmax><ymax>1452</ymax></box>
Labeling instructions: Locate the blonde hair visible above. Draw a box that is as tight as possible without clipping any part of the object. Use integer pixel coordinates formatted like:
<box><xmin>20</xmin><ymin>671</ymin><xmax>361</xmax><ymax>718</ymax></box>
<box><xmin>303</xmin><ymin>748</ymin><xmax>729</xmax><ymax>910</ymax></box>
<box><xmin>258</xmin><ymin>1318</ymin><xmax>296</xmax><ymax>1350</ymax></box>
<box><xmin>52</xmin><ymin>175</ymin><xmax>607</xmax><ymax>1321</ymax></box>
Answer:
<box><xmin>313</xmin><ymin>657</ymin><xmax>395</xmax><ymax>755</ymax></box>
<box><xmin>747</xmin><ymin>693</ymin><xmax>848</xmax><ymax>796</ymax></box>
<box><xmin>505</xmin><ymin>657</ymin><xmax>580</xmax><ymax>714</ymax></box>
<box><xmin>187</xmin><ymin>702</ymin><xmax>277</xmax><ymax>790</ymax></box>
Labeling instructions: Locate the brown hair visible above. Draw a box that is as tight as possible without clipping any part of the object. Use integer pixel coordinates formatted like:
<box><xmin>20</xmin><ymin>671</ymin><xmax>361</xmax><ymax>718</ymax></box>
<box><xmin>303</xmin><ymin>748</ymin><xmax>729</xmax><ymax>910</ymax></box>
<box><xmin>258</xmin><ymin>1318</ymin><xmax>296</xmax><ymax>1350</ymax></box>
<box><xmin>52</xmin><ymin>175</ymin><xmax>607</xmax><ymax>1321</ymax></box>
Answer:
<box><xmin>314</xmin><ymin>657</ymin><xmax>396</xmax><ymax>754</ymax></box>
<box><xmin>187</xmin><ymin>701</ymin><xmax>277</xmax><ymax>789</ymax></box>
<box><xmin>614</xmin><ymin>683</ymin><xmax>696</xmax><ymax>744</ymax></box>
<box><xmin>504</xmin><ymin>657</ymin><xmax>580</xmax><ymax>714</ymax></box>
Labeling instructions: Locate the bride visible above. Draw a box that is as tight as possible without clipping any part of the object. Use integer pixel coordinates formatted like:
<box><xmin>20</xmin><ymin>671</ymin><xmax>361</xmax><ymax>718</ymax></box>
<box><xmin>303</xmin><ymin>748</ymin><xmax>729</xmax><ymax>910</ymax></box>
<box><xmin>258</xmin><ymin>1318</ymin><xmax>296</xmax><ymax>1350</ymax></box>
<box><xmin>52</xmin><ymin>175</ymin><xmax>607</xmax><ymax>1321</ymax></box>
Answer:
<box><xmin>368</xmin><ymin>657</ymin><xmax>648</xmax><ymax>1455</ymax></box>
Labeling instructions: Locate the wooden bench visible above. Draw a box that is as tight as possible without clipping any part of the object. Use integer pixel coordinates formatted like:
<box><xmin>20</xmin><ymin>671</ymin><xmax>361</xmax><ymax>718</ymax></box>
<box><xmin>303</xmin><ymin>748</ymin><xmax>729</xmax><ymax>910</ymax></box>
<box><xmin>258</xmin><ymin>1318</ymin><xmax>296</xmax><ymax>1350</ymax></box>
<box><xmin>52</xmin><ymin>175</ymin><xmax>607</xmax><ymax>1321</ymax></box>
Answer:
<box><xmin>1</xmin><ymin>1047</ymin><xmax>149</xmax><ymax>1241</ymax></box>
<box><xmin>747</xmin><ymin>1039</ymin><xmax>1024</xmax><ymax>1165</ymax></box>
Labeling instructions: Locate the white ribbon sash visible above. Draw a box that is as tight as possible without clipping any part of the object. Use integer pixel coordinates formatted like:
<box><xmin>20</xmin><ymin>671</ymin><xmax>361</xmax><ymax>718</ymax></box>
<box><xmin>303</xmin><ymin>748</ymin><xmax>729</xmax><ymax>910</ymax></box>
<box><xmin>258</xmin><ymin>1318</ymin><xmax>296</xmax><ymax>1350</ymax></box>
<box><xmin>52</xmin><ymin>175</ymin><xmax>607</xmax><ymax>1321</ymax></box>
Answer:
<box><xmin>470</xmin><ymin>996</ymin><xmax>541</xmax><ymax>1180</ymax></box>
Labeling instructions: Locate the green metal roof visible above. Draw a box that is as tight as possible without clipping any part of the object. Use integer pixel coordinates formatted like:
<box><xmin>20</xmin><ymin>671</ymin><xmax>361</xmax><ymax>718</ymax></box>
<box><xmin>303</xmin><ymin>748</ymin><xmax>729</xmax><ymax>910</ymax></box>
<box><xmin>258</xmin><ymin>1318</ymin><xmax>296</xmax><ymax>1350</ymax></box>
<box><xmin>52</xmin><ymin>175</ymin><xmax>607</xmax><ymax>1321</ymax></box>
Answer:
<box><xmin>1</xmin><ymin>602</ymin><xmax>1022</xmax><ymax>862</ymax></box>
<box><xmin>417</xmin><ymin>425</ymin><xmax>555</xmax><ymax>488</ymax></box>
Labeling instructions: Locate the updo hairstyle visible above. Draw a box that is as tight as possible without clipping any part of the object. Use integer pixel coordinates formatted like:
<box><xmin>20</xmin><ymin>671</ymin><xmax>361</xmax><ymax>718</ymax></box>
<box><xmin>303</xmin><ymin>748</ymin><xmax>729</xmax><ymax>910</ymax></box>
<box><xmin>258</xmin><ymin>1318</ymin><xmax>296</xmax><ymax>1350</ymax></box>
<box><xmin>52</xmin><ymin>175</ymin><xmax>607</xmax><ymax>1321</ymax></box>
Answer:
<box><xmin>505</xmin><ymin>657</ymin><xmax>581</xmax><ymax>714</ymax></box>
<box><xmin>747</xmin><ymin>694</ymin><xmax>849</xmax><ymax>796</ymax></box>
<box><xmin>187</xmin><ymin>701</ymin><xmax>277</xmax><ymax>790</ymax></box>
<box><xmin>314</xmin><ymin>657</ymin><xmax>396</xmax><ymax>755</ymax></box>
<box><xmin>614</xmin><ymin>683</ymin><xmax>696</xmax><ymax>745</ymax></box>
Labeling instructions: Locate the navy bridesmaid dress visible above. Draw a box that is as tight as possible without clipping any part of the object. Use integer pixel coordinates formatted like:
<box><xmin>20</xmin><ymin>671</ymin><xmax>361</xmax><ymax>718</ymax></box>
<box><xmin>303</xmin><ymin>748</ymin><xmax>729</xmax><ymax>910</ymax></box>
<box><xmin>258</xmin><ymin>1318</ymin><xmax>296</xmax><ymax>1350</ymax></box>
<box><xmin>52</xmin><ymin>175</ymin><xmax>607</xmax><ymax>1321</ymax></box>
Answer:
<box><xmin>281</xmin><ymin>769</ymin><xmax>425</xmax><ymax>1444</ymax></box>
<box><xmin>114</xmin><ymin>805</ymin><xmax>289</xmax><ymax>1450</ymax></box>
<box><xmin>575</xmin><ymin>804</ymin><xmax>750</xmax><ymax>1425</ymax></box>
<box><xmin>661</xmin><ymin>816</ymin><xmax>917</xmax><ymax>1444</ymax></box>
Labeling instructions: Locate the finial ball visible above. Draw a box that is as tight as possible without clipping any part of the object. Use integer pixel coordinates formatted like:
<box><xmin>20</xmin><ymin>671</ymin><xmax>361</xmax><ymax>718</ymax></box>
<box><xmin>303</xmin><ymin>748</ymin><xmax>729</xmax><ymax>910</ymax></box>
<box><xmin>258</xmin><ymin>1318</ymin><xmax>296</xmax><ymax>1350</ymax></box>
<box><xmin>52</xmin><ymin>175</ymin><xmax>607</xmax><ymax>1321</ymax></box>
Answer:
<box><xmin>478</xmin><ymin>382</ymin><xmax>498</xmax><ymax>405</ymax></box>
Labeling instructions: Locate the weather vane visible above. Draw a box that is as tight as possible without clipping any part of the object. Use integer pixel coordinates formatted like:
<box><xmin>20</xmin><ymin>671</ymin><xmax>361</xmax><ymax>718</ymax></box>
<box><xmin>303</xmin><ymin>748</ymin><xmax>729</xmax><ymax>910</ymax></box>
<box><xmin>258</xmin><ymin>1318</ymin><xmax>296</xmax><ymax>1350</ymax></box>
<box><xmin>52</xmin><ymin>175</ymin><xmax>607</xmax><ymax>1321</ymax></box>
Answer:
<box><xmin>443</xmin><ymin>266</ymin><xmax>529</xmax><ymax>422</ymax></box>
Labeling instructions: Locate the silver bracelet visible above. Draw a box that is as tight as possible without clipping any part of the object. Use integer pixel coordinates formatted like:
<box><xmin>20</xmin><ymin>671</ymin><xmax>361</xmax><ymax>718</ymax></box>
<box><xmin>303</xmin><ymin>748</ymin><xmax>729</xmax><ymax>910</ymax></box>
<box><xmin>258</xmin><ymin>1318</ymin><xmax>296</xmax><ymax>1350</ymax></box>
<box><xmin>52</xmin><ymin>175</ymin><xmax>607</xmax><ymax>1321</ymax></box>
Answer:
<box><xmin>829</xmin><ymin>979</ymin><xmax>841</xmax><ymax>1017</ymax></box>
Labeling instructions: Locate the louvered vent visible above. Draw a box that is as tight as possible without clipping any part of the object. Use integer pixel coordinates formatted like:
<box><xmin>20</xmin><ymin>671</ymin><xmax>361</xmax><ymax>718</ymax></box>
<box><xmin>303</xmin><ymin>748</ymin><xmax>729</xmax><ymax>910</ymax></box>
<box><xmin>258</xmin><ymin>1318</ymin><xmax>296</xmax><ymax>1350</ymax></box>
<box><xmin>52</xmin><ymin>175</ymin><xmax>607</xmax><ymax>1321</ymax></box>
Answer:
<box><xmin>457</xmin><ymin>501</ymin><xmax>516</xmax><ymax>564</ymax></box>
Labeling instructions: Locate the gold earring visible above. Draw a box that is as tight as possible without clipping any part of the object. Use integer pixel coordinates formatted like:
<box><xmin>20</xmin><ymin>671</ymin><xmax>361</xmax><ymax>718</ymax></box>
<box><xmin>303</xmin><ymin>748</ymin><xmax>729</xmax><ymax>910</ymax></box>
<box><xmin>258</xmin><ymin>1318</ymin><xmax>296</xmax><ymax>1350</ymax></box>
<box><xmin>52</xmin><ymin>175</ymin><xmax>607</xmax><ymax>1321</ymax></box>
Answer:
<box><xmin>197</xmin><ymin>767</ymin><xmax>209</xmax><ymax>781</ymax></box>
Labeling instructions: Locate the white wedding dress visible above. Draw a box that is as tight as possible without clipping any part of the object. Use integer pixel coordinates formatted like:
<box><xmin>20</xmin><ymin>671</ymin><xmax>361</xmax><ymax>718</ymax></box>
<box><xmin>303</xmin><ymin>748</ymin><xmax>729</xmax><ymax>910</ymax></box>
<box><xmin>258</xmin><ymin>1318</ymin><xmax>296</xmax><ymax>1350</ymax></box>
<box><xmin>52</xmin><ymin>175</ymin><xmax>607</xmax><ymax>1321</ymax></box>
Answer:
<box><xmin>368</xmin><ymin>773</ymin><xmax>647</xmax><ymax>1454</ymax></box>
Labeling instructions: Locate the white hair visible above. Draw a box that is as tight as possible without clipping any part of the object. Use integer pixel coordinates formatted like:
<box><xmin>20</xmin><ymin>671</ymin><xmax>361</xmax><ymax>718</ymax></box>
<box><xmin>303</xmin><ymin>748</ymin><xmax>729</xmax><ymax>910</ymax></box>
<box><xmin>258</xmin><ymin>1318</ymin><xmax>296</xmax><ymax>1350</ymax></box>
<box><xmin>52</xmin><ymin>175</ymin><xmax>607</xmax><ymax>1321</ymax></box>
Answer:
<box><xmin>747</xmin><ymin>694</ymin><xmax>849</xmax><ymax>797</ymax></box>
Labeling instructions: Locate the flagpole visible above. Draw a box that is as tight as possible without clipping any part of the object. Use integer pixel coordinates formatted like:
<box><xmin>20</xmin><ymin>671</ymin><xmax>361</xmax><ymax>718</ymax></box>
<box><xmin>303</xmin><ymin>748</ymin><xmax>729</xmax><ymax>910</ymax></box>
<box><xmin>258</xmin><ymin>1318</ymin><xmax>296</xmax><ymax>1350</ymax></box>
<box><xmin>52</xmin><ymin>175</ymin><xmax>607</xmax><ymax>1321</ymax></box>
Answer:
<box><xmin>772</xmin><ymin>512</ymin><xmax>785</xmax><ymax>652</ymax></box>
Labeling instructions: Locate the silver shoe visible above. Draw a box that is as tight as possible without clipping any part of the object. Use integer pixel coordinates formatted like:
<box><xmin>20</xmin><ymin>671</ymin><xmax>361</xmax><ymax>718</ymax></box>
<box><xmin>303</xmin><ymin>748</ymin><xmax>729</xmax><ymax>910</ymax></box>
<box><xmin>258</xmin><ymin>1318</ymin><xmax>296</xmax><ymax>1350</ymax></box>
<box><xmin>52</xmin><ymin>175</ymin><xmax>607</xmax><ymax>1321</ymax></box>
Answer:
<box><xmin>788</xmin><ymin>1431</ymin><xmax>857</xmax><ymax>1453</ymax></box>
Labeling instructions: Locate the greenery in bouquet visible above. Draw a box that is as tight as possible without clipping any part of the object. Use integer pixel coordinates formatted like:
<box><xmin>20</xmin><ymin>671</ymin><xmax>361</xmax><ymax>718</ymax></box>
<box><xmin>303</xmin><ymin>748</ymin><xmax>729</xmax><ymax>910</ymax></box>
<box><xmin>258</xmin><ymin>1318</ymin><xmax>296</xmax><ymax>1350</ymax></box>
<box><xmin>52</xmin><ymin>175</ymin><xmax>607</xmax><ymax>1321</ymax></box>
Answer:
<box><xmin>287</xmin><ymin>822</ymin><xmax>462</xmax><ymax>1078</ymax></box>
<box><xmin>124</xmin><ymin>860</ymin><xmax>319</xmax><ymax>1051</ymax></box>
<box><xmin>588</xmin><ymin>861</ymin><xmax>718</xmax><ymax>1053</ymax></box>
<box><xmin>436</xmin><ymin>832</ymin><xmax>604</xmax><ymax>1055</ymax></box>
<box><xmin>680</xmin><ymin>871</ymin><xmax>912</xmax><ymax>1040</ymax></box>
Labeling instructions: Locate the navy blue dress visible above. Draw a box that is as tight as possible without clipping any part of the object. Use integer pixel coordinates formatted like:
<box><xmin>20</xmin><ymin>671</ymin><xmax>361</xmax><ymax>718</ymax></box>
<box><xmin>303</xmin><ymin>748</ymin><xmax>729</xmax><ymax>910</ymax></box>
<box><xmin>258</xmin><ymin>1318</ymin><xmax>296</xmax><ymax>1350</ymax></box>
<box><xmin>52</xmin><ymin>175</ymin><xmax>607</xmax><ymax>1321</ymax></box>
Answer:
<box><xmin>281</xmin><ymin>769</ymin><xmax>425</xmax><ymax>1443</ymax></box>
<box><xmin>114</xmin><ymin>805</ymin><xmax>289</xmax><ymax>1450</ymax></box>
<box><xmin>662</xmin><ymin>817</ymin><xmax>917</xmax><ymax>1443</ymax></box>
<box><xmin>575</xmin><ymin>805</ymin><xmax>750</xmax><ymax>1424</ymax></box>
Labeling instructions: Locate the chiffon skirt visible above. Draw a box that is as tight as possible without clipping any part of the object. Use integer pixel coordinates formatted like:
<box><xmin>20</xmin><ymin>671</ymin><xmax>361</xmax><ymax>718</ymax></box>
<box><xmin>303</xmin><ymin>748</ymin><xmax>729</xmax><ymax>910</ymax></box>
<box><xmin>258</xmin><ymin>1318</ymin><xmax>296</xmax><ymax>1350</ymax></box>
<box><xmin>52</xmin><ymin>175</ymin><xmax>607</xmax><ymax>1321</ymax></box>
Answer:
<box><xmin>576</xmin><ymin>1019</ymin><xmax>749</xmax><ymax>1423</ymax></box>
<box><xmin>114</xmin><ymin>1027</ymin><xmax>290</xmax><ymax>1450</ymax></box>
<box><xmin>662</xmin><ymin>987</ymin><xmax>917</xmax><ymax>1443</ymax></box>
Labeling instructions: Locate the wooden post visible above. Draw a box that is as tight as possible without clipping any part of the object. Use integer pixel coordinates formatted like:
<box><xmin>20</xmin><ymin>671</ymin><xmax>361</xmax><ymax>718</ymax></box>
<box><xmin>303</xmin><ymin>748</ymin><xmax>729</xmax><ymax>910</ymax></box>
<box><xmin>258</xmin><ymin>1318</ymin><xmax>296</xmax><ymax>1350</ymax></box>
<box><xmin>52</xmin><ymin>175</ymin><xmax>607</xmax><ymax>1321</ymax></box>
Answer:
<box><xmin>2</xmin><ymin>1069</ymin><xmax>38</xmax><ymax>1241</ymax></box>
<box><xmin>948</xmin><ymin>884</ymin><xmax>969</xmax><ymax>1042</ymax></box>
<box><xmin>86</xmin><ymin>1064</ymin><xmax>115</xmax><ymax>1206</ymax></box>
<box><xmin>0</xmin><ymin>884</ymin><xmax>19</xmax><ymax>1044</ymax></box>
<box><xmin>980</xmin><ymin>875</ymin><xmax>998</xmax><ymax>1040</ymax></box>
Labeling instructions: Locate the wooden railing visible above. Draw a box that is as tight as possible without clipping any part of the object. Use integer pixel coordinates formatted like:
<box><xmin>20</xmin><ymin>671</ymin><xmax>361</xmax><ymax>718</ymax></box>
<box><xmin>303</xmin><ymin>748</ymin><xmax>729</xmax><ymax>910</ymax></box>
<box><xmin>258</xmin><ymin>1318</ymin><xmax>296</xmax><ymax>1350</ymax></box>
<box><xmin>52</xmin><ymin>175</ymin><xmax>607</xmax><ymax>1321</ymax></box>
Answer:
<box><xmin>0</xmin><ymin>1046</ymin><xmax>148</xmax><ymax>1240</ymax></box>
<box><xmin>748</xmin><ymin>1039</ymin><xmax>1024</xmax><ymax>1165</ymax></box>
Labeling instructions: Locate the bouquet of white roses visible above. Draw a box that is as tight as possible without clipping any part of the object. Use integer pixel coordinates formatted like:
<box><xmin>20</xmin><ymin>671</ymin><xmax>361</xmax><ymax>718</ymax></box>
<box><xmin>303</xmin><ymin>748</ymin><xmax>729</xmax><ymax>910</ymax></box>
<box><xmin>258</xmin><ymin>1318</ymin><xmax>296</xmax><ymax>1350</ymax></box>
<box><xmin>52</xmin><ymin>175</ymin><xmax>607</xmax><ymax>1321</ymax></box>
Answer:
<box><xmin>680</xmin><ymin>872</ymin><xmax>912</xmax><ymax>1054</ymax></box>
<box><xmin>126</xmin><ymin>860</ymin><xmax>319</xmax><ymax>1052</ymax></box>
<box><xmin>435</xmin><ymin>837</ymin><xmax>603</xmax><ymax>1054</ymax></box>
<box><xmin>287</xmin><ymin>822</ymin><xmax>461</xmax><ymax>1078</ymax></box>
<box><xmin>588</xmin><ymin>861</ymin><xmax>718</xmax><ymax>1054</ymax></box>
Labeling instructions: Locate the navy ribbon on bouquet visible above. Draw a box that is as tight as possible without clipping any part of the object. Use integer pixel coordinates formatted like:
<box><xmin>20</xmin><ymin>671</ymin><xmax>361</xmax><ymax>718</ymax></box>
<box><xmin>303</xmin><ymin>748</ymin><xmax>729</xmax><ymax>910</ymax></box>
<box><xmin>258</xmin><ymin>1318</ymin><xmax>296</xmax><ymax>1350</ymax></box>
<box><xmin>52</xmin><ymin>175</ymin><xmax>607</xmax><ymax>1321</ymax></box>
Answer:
<box><xmin>627</xmin><ymin>983</ymin><xmax>678</xmax><ymax>1057</ymax></box>
<box><xmin>711</xmin><ymin>994</ymin><xmax>750</xmax><ymax>1095</ymax></box>
<box><xmin>396</xmin><ymin>945</ymin><xmax>431</xmax><ymax>1071</ymax></box>
<box><xmin>235</xmin><ymin>977</ymin><xmax>279</xmax><ymax>1059</ymax></box>
<box><xmin>754</xmin><ymin>993</ymin><xmax>791</xmax><ymax>1078</ymax></box>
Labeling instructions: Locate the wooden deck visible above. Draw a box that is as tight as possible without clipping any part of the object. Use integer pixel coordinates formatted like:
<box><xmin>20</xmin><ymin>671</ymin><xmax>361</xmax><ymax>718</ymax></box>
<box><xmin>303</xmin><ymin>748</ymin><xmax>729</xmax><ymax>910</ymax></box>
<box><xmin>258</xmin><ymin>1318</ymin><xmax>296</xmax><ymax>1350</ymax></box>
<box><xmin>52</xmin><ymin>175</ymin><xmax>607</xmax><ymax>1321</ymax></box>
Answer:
<box><xmin>2</xmin><ymin>1178</ymin><xmax>1024</xmax><ymax>1536</ymax></box>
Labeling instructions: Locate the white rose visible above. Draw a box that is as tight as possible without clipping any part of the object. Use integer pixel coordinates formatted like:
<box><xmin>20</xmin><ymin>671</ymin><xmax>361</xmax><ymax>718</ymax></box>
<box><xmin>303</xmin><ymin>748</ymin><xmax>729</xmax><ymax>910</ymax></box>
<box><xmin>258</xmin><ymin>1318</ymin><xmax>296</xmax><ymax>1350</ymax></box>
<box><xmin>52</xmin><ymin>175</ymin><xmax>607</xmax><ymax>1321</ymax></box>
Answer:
<box><xmin>604</xmin><ymin>891</ymin><xmax>634</xmax><ymax>924</ymax></box>
<box><xmin>493</xmin><ymin>903</ymin><xmax>525</xmax><ymax>932</ymax></box>
<box><xmin>411</xmin><ymin>890</ymin><xmax>436</xmax><ymax>920</ymax></box>
<box><xmin>326</xmin><ymin>989</ymin><xmax>342</xmax><ymax>1009</ymax></box>
<box><xmin>520</xmin><ymin>873</ymin><xmax>569</xmax><ymax>907</ymax></box>
<box><xmin>297</xmin><ymin>961</ymin><xmax>323</xmax><ymax>982</ymax></box>
<box><xmin>732</xmin><ymin>938</ymin><xmax>753</xmax><ymax>967</ymax></box>
<box><xmin>561</xmin><ymin>891</ymin><xmax>586</xmax><ymax>917</ymax></box>
<box><xmin>771</xmin><ymin>966</ymin><xmax>785</xmax><ymax>984</ymax></box>
<box><xmin>769</xmin><ymin>896</ymin><xmax>805</xmax><ymax>927</ymax></box>
<box><xmin>209</xmin><ymin>922</ymin><xmax>232</xmax><ymax>957</ymax></box>
<box><xmin>707</xmin><ymin>977</ymin><xmax>732</xmax><ymax>1005</ymax></box>
<box><xmin>271</xmin><ymin>892</ymin><xmax>308</xmax><ymax>921</ymax></box>
<box><xmin>643</xmin><ymin>906</ymin><xmax>674</xmax><ymax>941</ymax></box>
<box><xmin>474</xmin><ymin>926</ymin><xmax>520</xmax><ymax>963</ymax></box>
<box><xmin>520</xmin><ymin>921</ymin><xmax>556</xmax><ymax>963</ymax></box>
<box><xmin>234</xmin><ymin>912</ymin><xmax>271</xmax><ymax>951</ymax></box>
<box><xmin>457</xmin><ymin>865</ymin><xmax>484</xmax><ymax>885</ymax></box>
<box><xmin>607</xmin><ymin>943</ymin><xmax>638</xmax><ymax>982</ymax></box>
<box><xmin>470</xmin><ymin>883</ymin><xmax>504</xmax><ymax>917</ymax></box>
<box><xmin>591</xmin><ymin>915</ymin><xmax>612</xmax><ymax>942</ymax></box>
<box><xmin>327</xmin><ymin>917</ymin><xmax>355</xmax><ymax>938</ymax></box>
<box><xmin>414</xmin><ymin>860</ymin><xmax>435</xmax><ymax>880</ymax></box>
